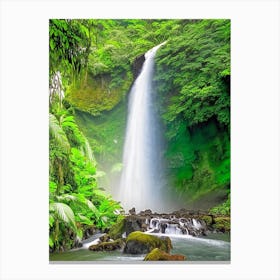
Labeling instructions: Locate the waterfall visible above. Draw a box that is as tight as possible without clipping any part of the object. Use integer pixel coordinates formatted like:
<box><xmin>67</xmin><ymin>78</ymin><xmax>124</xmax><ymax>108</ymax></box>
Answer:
<box><xmin>118</xmin><ymin>42</ymin><xmax>166</xmax><ymax>212</ymax></box>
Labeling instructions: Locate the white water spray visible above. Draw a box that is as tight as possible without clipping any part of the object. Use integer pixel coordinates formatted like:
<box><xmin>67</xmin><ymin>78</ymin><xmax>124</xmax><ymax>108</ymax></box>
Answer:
<box><xmin>118</xmin><ymin>43</ymin><xmax>166</xmax><ymax>212</ymax></box>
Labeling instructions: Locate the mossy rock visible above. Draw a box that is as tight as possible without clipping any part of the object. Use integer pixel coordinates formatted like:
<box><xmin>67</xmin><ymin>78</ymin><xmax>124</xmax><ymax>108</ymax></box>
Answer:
<box><xmin>89</xmin><ymin>238</ymin><xmax>124</xmax><ymax>251</ymax></box>
<box><xmin>200</xmin><ymin>215</ymin><xmax>213</xmax><ymax>226</ymax></box>
<box><xmin>144</xmin><ymin>248</ymin><xmax>186</xmax><ymax>261</ymax></box>
<box><xmin>213</xmin><ymin>216</ymin><xmax>230</xmax><ymax>232</ymax></box>
<box><xmin>108</xmin><ymin>216</ymin><xmax>125</xmax><ymax>240</ymax></box>
<box><xmin>124</xmin><ymin>231</ymin><xmax>172</xmax><ymax>255</ymax></box>
<box><xmin>68</xmin><ymin>74</ymin><xmax>132</xmax><ymax>116</ymax></box>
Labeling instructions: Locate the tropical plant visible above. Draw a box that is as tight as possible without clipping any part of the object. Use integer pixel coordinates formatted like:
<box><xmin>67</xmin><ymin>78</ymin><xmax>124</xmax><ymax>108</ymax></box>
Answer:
<box><xmin>49</xmin><ymin>91</ymin><xmax>122</xmax><ymax>251</ymax></box>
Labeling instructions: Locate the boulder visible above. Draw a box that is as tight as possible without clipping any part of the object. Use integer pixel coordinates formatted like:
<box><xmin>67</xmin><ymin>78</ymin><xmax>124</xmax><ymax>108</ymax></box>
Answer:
<box><xmin>128</xmin><ymin>207</ymin><xmax>136</xmax><ymax>215</ymax></box>
<box><xmin>144</xmin><ymin>248</ymin><xmax>186</xmax><ymax>261</ymax></box>
<box><xmin>99</xmin><ymin>234</ymin><xmax>110</xmax><ymax>243</ymax></box>
<box><xmin>89</xmin><ymin>239</ymin><xmax>124</xmax><ymax>251</ymax></box>
<box><xmin>123</xmin><ymin>231</ymin><xmax>172</xmax><ymax>254</ymax></box>
<box><xmin>124</xmin><ymin>215</ymin><xmax>148</xmax><ymax>235</ymax></box>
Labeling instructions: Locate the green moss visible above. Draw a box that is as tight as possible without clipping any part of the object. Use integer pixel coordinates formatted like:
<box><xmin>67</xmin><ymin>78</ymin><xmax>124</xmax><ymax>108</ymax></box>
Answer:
<box><xmin>89</xmin><ymin>238</ymin><xmax>124</xmax><ymax>251</ymax></box>
<box><xmin>108</xmin><ymin>216</ymin><xmax>125</xmax><ymax>240</ymax></box>
<box><xmin>74</xmin><ymin>100</ymin><xmax>126</xmax><ymax>165</ymax></box>
<box><xmin>213</xmin><ymin>216</ymin><xmax>230</xmax><ymax>232</ymax></box>
<box><xmin>163</xmin><ymin>119</ymin><xmax>230</xmax><ymax>208</ymax></box>
<box><xmin>126</xmin><ymin>231</ymin><xmax>172</xmax><ymax>253</ymax></box>
<box><xmin>67</xmin><ymin>73</ymin><xmax>132</xmax><ymax>116</ymax></box>
<box><xmin>144</xmin><ymin>248</ymin><xmax>186</xmax><ymax>261</ymax></box>
<box><xmin>200</xmin><ymin>215</ymin><xmax>213</xmax><ymax>227</ymax></box>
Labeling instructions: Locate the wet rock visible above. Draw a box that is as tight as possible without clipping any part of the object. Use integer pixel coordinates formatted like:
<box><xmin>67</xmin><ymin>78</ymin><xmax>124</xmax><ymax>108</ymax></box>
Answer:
<box><xmin>138</xmin><ymin>209</ymin><xmax>152</xmax><ymax>216</ymax></box>
<box><xmin>141</xmin><ymin>223</ymin><xmax>149</xmax><ymax>231</ymax></box>
<box><xmin>144</xmin><ymin>248</ymin><xmax>186</xmax><ymax>261</ymax></box>
<box><xmin>198</xmin><ymin>210</ymin><xmax>208</xmax><ymax>215</ymax></box>
<box><xmin>124</xmin><ymin>215</ymin><xmax>150</xmax><ymax>235</ymax></box>
<box><xmin>160</xmin><ymin>223</ymin><xmax>168</xmax><ymax>233</ymax></box>
<box><xmin>124</xmin><ymin>231</ymin><xmax>172</xmax><ymax>254</ymax></box>
<box><xmin>125</xmin><ymin>215</ymin><xmax>142</xmax><ymax>234</ymax></box>
<box><xmin>89</xmin><ymin>239</ymin><xmax>125</xmax><ymax>251</ymax></box>
<box><xmin>132</xmin><ymin>54</ymin><xmax>145</xmax><ymax>79</ymax></box>
<box><xmin>128</xmin><ymin>207</ymin><xmax>136</xmax><ymax>215</ymax></box>
<box><xmin>99</xmin><ymin>234</ymin><xmax>110</xmax><ymax>243</ymax></box>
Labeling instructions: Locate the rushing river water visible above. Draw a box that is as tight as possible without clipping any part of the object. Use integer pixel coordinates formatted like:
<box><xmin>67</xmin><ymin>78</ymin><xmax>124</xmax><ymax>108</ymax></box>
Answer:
<box><xmin>50</xmin><ymin>233</ymin><xmax>230</xmax><ymax>262</ymax></box>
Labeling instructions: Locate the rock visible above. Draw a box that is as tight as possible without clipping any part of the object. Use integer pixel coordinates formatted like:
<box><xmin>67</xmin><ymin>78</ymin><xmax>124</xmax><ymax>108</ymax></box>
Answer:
<box><xmin>138</xmin><ymin>209</ymin><xmax>152</xmax><ymax>216</ymax></box>
<box><xmin>89</xmin><ymin>239</ymin><xmax>125</xmax><ymax>251</ymax></box>
<box><xmin>123</xmin><ymin>231</ymin><xmax>172</xmax><ymax>255</ymax></box>
<box><xmin>99</xmin><ymin>234</ymin><xmax>110</xmax><ymax>243</ymax></box>
<box><xmin>198</xmin><ymin>210</ymin><xmax>208</xmax><ymax>215</ymax></box>
<box><xmin>83</xmin><ymin>226</ymin><xmax>98</xmax><ymax>239</ymax></box>
<box><xmin>141</xmin><ymin>223</ymin><xmax>149</xmax><ymax>231</ymax></box>
<box><xmin>128</xmin><ymin>207</ymin><xmax>136</xmax><ymax>215</ymax></box>
<box><xmin>144</xmin><ymin>248</ymin><xmax>186</xmax><ymax>261</ymax></box>
<box><xmin>124</xmin><ymin>215</ymin><xmax>147</xmax><ymax>235</ymax></box>
<box><xmin>213</xmin><ymin>216</ymin><xmax>230</xmax><ymax>232</ymax></box>
<box><xmin>132</xmin><ymin>54</ymin><xmax>145</xmax><ymax>79</ymax></box>
<box><xmin>108</xmin><ymin>217</ymin><xmax>125</xmax><ymax>240</ymax></box>
<box><xmin>159</xmin><ymin>223</ymin><xmax>168</xmax><ymax>233</ymax></box>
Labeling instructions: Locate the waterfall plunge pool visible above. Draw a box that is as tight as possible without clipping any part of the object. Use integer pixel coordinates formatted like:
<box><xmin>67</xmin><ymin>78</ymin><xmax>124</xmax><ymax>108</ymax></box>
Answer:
<box><xmin>49</xmin><ymin>233</ymin><xmax>230</xmax><ymax>262</ymax></box>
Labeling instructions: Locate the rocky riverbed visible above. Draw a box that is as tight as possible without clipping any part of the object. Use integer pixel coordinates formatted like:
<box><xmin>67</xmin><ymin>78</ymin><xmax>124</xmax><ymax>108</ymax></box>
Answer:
<box><xmin>108</xmin><ymin>208</ymin><xmax>230</xmax><ymax>239</ymax></box>
<box><xmin>67</xmin><ymin>208</ymin><xmax>230</xmax><ymax>261</ymax></box>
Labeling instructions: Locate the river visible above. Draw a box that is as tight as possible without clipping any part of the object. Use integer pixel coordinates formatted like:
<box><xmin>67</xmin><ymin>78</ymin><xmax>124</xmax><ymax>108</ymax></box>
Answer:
<box><xmin>50</xmin><ymin>233</ymin><xmax>230</xmax><ymax>262</ymax></box>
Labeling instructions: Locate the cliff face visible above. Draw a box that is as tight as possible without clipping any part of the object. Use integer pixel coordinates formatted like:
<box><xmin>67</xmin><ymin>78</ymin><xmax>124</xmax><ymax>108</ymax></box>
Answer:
<box><xmin>67</xmin><ymin>73</ymin><xmax>132</xmax><ymax>116</ymax></box>
<box><xmin>132</xmin><ymin>54</ymin><xmax>145</xmax><ymax>79</ymax></box>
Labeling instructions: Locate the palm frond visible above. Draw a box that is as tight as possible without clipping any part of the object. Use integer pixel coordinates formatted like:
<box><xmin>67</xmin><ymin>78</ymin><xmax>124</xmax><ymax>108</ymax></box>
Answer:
<box><xmin>49</xmin><ymin>202</ymin><xmax>77</xmax><ymax>231</ymax></box>
<box><xmin>77</xmin><ymin>213</ymin><xmax>93</xmax><ymax>225</ymax></box>
<box><xmin>56</xmin><ymin>193</ymin><xmax>99</xmax><ymax>216</ymax></box>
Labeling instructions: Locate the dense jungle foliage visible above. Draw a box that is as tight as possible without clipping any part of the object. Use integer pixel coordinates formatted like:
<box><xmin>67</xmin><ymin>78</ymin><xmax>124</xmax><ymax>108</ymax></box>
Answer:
<box><xmin>49</xmin><ymin>19</ymin><xmax>230</xmax><ymax>251</ymax></box>
<box><xmin>154</xmin><ymin>20</ymin><xmax>230</xmax><ymax>206</ymax></box>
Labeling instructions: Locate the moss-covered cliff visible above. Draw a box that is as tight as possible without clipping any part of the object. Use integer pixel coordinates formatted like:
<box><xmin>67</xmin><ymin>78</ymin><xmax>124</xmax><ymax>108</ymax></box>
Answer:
<box><xmin>68</xmin><ymin>73</ymin><xmax>132</xmax><ymax>116</ymax></box>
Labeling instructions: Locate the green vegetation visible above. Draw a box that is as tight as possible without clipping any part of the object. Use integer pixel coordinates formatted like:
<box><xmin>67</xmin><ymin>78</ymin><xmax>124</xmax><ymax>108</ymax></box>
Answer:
<box><xmin>154</xmin><ymin>19</ymin><xmax>230</xmax><ymax>205</ymax></box>
<box><xmin>108</xmin><ymin>215</ymin><xmax>126</xmax><ymax>240</ymax></box>
<box><xmin>49</xmin><ymin>100</ymin><xmax>122</xmax><ymax>251</ymax></box>
<box><xmin>124</xmin><ymin>231</ymin><xmax>172</xmax><ymax>254</ymax></box>
<box><xmin>210</xmin><ymin>194</ymin><xmax>230</xmax><ymax>215</ymax></box>
<box><xmin>49</xmin><ymin>19</ymin><xmax>230</xmax><ymax>252</ymax></box>
<box><xmin>49</xmin><ymin>24</ymin><xmax>123</xmax><ymax>250</ymax></box>
<box><xmin>144</xmin><ymin>248</ymin><xmax>186</xmax><ymax>261</ymax></box>
<box><xmin>74</xmin><ymin>102</ymin><xmax>126</xmax><ymax>171</ymax></box>
<box><xmin>200</xmin><ymin>215</ymin><xmax>214</xmax><ymax>227</ymax></box>
<box><xmin>213</xmin><ymin>216</ymin><xmax>231</xmax><ymax>232</ymax></box>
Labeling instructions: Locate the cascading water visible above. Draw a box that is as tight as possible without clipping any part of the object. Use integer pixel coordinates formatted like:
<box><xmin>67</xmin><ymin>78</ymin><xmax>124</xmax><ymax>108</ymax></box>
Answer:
<box><xmin>118</xmin><ymin>42</ymin><xmax>166</xmax><ymax>212</ymax></box>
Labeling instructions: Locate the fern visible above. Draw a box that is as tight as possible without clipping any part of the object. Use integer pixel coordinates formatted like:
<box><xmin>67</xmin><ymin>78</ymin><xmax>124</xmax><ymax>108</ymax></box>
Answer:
<box><xmin>56</xmin><ymin>193</ymin><xmax>99</xmax><ymax>216</ymax></box>
<box><xmin>49</xmin><ymin>202</ymin><xmax>77</xmax><ymax>232</ymax></box>
<box><xmin>49</xmin><ymin>113</ymin><xmax>70</xmax><ymax>152</ymax></box>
